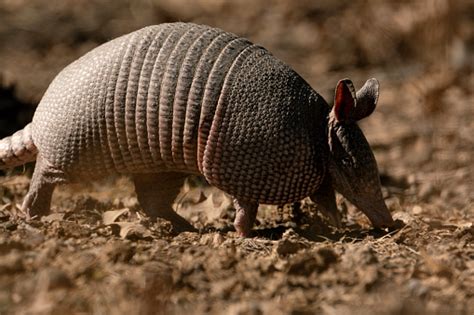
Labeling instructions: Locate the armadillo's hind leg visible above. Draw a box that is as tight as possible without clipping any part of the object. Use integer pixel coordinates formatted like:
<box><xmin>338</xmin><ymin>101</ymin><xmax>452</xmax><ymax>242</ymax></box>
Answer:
<box><xmin>232</xmin><ymin>198</ymin><xmax>258</xmax><ymax>237</ymax></box>
<box><xmin>22</xmin><ymin>155</ymin><xmax>66</xmax><ymax>218</ymax></box>
<box><xmin>133</xmin><ymin>172</ymin><xmax>196</xmax><ymax>233</ymax></box>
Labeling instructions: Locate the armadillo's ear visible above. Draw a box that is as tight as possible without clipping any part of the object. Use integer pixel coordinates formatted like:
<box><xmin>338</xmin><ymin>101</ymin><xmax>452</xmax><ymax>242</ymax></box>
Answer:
<box><xmin>333</xmin><ymin>78</ymin><xmax>380</xmax><ymax>122</ymax></box>
<box><xmin>333</xmin><ymin>79</ymin><xmax>356</xmax><ymax>122</ymax></box>
<box><xmin>353</xmin><ymin>78</ymin><xmax>379</xmax><ymax>121</ymax></box>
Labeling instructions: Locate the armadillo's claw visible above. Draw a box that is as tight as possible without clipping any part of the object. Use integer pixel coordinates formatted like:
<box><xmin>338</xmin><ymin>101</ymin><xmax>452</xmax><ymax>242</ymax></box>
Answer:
<box><xmin>387</xmin><ymin>219</ymin><xmax>405</xmax><ymax>231</ymax></box>
<box><xmin>21</xmin><ymin>155</ymin><xmax>58</xmax><ymax>219</ymax></box>
<box><xmin>133</xmin><ymin>172</ymin><xmax>197</xmax><ymax>234</ymax></box>
<box><xmin>167</xmin><ymin>215</ymin><xmax>198</xmax><ymax>234</ymax></box>
<box><xmin>319</xmin><ymin>206</ymin><xmax>342</xmax><ymax>228</ymax></box>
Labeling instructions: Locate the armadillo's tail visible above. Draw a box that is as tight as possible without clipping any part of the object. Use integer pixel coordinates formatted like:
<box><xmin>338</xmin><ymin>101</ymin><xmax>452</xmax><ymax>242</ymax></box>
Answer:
<box><xmin>0</xmin><ymin>123</ymin><xmax>38</xmax><ymax>170</ymax></box>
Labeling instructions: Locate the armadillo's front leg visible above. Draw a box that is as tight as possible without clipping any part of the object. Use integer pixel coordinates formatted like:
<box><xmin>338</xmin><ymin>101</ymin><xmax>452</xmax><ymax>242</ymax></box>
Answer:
<box><xmin>310</xmin><ymin>173</ymin><xmax>341</xmax><ymax>227</ymax></box>
<box><xmin>22</xmin><ymin>155</ymin><xmax>65</xmax><ymax>218</ymax></box>
<box><xmin>233</xmin><ymin>198</ymin><xmax>258</xmax><ymax>237</ymax></box>
<box><xmin>133</xmin><ymin>172</ymin><xmax>196</xmax><ymax>233</ymax></box>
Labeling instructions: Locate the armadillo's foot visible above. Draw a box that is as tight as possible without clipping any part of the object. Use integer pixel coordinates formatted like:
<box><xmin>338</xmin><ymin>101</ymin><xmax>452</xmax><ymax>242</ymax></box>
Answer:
<box><xmin>22</xmin><ymin>155</ymin><xmax>65</xmax><ymax>218</ymax></box>
<box><xmin>310</xmin><ymin>174</ymin><xmax>342</xmax><ymax>227</ymax></box>
<box><xmin>133</xmin><ymin>172</ymin><xmax>196</xmax><ymax>233</ymax></box>
<box><xmin>158</xmin><ymin>210</ymin><xmax>197</xmax><ymax>233</ymax></box>
<box><xmin>233</xmin><ymin>198</ymin><xmax>258</xmax><ymax>237</ymax></box>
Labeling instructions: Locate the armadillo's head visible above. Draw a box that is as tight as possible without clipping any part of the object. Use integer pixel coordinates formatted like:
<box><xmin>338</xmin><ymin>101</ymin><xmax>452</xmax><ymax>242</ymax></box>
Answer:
<box><xmin>327</xmin><ymin>78</ymin><xmax>394</xmax><ymax>228</ymax></box>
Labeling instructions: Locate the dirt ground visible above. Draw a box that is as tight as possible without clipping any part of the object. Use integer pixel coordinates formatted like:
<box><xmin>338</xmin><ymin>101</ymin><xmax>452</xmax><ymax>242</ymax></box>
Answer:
<box><xmin>0</xmin><ymin>1</ymin><xmax>473</xmax><ymax>314</ymax></box>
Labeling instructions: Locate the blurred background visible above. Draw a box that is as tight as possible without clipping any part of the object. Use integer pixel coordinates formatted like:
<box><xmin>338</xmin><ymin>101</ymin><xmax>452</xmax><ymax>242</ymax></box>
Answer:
<box><xmin>0</xmin><ymin>0</ymin><xmax>472</xmax><ymax>122</ymax></box>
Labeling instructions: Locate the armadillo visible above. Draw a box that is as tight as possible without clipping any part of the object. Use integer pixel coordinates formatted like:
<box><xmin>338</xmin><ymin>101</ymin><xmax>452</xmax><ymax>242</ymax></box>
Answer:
<box><xmin>0</xmin><ymin>23</ymin><xmax>394</xmax><ymax>236</ymax></box>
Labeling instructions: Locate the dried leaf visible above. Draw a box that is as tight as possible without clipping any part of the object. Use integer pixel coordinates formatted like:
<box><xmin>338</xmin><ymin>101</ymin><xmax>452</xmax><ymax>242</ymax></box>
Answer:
<box><xmin>114</xmin><ymin>222</ymin><xmax>153</xmax><ymax>240</ymax></box>
<box><xmin>102</xmin><ymin>208</ymin><xmax>129</xmax><ymax>225</ymax></box>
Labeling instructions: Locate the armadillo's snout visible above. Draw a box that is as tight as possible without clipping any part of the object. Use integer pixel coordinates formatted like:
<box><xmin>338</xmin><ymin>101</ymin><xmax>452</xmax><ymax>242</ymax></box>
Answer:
<box><xmin>369</xmin><ymin>208</ymin><xmax>395</xmax><ymax>228</ymax></box>
<box><xmin>359</xmin><ymin>200</ymin><xmax>395</xmax><ymax>229</ymax></box>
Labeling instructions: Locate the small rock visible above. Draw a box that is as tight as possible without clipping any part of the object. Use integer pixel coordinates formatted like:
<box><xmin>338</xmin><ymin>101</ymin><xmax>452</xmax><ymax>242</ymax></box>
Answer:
<box><xmin>418</xmin><ymin>182</ymin><xmax>436</xmax><ymax>200</ymax></box>
<box><xmin>412</xmin><ymin>205</ymin><xmax>423</xmax><ymax>215</ymax></box>
<box><xmin>407</xmin><ymin>174</ymin><xmax>417</xmax><ymax>185</ymax></box>
<box><xmin>34</xmin><ymin>239</ymin><xmax>60</xmax><ymax>267</ymax></box>
<box><xmin>14</xmin><ymin>224</ymin><xmax>45</xmax><ymax>247</ymax></box>
<box><xmin>274</xmin><ymin>239</ymin><xmax>306</xmax><ymax>256</ymax></box>
<box><xmin>274</xmin><ymin>228</ymin><xmax>309</xmax><ymax>256</ymax></box>
<box><xmin>228</xmin><ymin>301</ymin><xmax>263</xmax><ymax>315</ymax></box>
<box><xmin>342</xmin><ymin>244</ymin><xmax>378</xmax><ymax>267</ymax></box>
<box><xmin>199</xmin><ymin>233</ymin><xmax>214</xmax><ymax>246</ymax></box>
<box><xmin>210</xmin><ymin>278</ymin><xmax>237</xmax><ymax>298</ymax></box>
<box><xmin>423</xmin><ymin>255</ymin><xmax>453</xmax><ymax>279</ymax></box>
<box><xmin>213</xmin><ymin>233</ymin><xmax>225</xmax><ymax>246</ymax></box>
<box><xmin>440</xmin><ymin>189</ymin><xmax>454</xmax><ymax>200</ymax></box>
<box><xmin>359</xmin><ymin>265</ymin><xmax>379</xmax><ymax>290</ymax></box>
<box><xmin>287</xmin><ymin>248</ymin><xmax>337</xmax><ymax>275</ymax></box>
<box><xmin>40</xmin><ymin>268</ymin><xmax>73</xmax><ymax>290</ymax></box>
<box><xmin>102</xmin><ymin>240</ymin><xmax>135</xmax><ymax>263</ymax></box>
<box><xmin>407</xmin><ymin>279</ymin><xmax>429</xmax><ymax>297</ymax></box>
<box><xmin>393</xmin><ymin>212</ymin><xmax>416</xmax><ymax>225</ymax></box>
<box><xmin>4</xmin><ymin>222</ymin><xmax>17</xmax><ymax>231</ymax></box>
<box><xmin>0</xmin><ymin>251</ymin><xmax>24</xmax><ymax>274</ymax></box>
<box><xmin>199</xmin><ymin>233</ymin><xmax>225</xmax><ymax>247</ymax></box>
<box><xmin>0</xmin><ymin>238</ymin><xmax>25</xmax><ymax>253</ymax></box>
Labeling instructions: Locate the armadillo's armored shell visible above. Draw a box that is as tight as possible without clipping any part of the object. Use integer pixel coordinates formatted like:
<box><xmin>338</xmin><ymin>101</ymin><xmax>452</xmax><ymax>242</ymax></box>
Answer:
<box><xmin>32</xmin><ymin>23</ymin><xmax>329</xmax><ymax>204</ymax></box>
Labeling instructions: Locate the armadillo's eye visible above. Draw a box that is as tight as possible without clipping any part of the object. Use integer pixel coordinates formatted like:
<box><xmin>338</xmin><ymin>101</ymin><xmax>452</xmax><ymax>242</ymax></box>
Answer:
<box><xmin>342</xmin><ymin>156</ymin><xmax>355</xmax><ymax>168</ymax></box>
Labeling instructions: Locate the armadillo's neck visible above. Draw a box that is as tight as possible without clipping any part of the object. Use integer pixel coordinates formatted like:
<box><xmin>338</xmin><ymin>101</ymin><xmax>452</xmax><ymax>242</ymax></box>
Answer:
<box><xmin>319</xmin><ymin>90</ymin><xmax>337</xmax><ymax>181</ymax></box>
<box><xmin>311</xmin><ymin>89</ymin><xmax>332</xmax><ymax>153</ymax></box>
<box><xmin>306</xmin><ymin>88</ymin><xmax>333</xmax><ymax>194</ymax></box>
